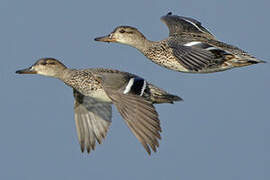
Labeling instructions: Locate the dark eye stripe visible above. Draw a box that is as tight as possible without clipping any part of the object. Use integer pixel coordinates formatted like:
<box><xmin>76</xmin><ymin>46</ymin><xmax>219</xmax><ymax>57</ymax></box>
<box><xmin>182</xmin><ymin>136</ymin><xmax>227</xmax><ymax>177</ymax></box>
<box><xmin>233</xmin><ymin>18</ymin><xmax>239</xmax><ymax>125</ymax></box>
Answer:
<box><xmin>119</xmin><ymin>30</ymin><xmax>125</xmax><ymax>33</ymax></box>
<box><xmin>39</xmin><ymin>61</ymin><xmax>56</xmax><ymax>65</ymax></box>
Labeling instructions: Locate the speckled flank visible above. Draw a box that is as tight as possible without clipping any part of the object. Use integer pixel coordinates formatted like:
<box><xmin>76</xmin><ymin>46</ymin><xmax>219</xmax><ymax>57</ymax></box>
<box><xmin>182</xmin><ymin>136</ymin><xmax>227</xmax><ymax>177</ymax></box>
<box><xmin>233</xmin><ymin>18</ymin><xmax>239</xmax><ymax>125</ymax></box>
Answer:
<box><xmin>62</xmin><ymin>69</ymin><xmax>112</xmax><ymax>102</ymax></box>
<box><xmin>62</xmin><ymin>67</ymin><xmax>181</xmax><ymax>103</ymax></box>
<box><xmin>142</xmin><ymin>40</ymin><xmax>189</xmax><ymax>72</ymax></box>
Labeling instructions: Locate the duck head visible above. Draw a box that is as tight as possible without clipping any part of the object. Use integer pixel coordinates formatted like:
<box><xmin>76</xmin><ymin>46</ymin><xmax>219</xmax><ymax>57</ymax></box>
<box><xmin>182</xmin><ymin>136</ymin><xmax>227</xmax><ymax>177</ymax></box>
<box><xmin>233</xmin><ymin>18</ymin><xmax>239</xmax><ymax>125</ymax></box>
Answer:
<box><xmin>95</xmin><ymin>26</ymin><xmax>148</xmax><ymax>50</ymax></box>
<box><xmin>16</xmin><ymin>58</ymin><xmax>67</xmax><ymax>78</ymax></box>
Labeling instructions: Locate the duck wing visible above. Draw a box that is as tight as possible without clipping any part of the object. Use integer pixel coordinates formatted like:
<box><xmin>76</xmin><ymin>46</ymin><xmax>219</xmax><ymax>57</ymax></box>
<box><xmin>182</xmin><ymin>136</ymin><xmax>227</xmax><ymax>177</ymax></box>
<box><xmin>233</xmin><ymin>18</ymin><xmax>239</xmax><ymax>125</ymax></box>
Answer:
<box><xmin>73</xmin><ymin>89</ymin><xmax>112</xmax><ymax>154</ymax></box>
<box><xmin>168</xmin><ymin>39</ymin><xmax>227</xmax><ymax>72</ymax></box>
<box><xmin>161</xmin><ymin>12</ymin><xmax>215</xmax><ymax>38</ymax></box>
<box><xmin>96</xmin><ymin>72</ymin><xmax>161</xmax><ymax>155</ymax></box>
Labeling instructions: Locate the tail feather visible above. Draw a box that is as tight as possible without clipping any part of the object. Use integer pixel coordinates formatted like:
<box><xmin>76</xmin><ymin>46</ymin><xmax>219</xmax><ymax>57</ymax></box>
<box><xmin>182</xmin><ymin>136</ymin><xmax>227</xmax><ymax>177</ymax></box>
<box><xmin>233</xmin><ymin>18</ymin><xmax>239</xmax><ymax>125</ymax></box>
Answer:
<box><xmin>247</xmin><ymin>59</ymin><xmax>266</xmax><ymax>64</ymax></box>
<box><xmin>147</xmin><ymin>83</ymin><xmax>182</xmax><ymax>104</ymax></box>
<box><xmin>156</xmin><ymin>94</ymin><xmax>183</xmax><ymax>104</ymax></box>
<box><xmin>229</xmin><ymin>57</ymin><xmax>266</xmax><ymax>67</ymax></box>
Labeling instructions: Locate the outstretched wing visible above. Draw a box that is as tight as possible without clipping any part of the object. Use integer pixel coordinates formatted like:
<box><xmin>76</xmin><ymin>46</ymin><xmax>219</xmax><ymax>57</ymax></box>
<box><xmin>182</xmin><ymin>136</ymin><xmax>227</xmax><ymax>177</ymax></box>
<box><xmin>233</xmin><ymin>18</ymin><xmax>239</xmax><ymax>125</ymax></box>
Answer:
<box><xmin>168</xmin><ymin>39</ymin><xmax>226</xmax><ymax>72</ymax></box>
<box><xmin>73</xmin><ymin>89</ymin><xmax>112</xmax><ymax>154</ymax></box>
<box><xmin>161</xmin><ymin>12</ymin><xmax>215</xmax><ymax>38</ymax></box>
<box><xmin>97</xmin><ymin>72</ymin><xmax>161</xmax><ymax>155</ymax></box>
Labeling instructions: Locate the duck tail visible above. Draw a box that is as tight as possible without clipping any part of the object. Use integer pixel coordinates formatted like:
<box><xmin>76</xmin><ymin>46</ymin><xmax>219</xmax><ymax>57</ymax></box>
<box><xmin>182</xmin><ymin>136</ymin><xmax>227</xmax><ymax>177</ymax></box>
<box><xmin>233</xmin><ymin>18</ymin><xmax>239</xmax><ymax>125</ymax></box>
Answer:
<box><xmin>148</xmin><ymin>84</ymin><xmax>183</xmax><ymax>104</ymax></box>
<box><xmin>156</xmin><ymin>93</ymin><xmax>183</xmax><ymax>104</ymax></box>
<box><xmin>230</xmin><ymin>57</ymin><xmax>266</xmax><ymax>67</ymax></box>
<box><xmin>246</xmin><ymin>57</ymin><xmax>266</xmax><ymax>64</ymax></box>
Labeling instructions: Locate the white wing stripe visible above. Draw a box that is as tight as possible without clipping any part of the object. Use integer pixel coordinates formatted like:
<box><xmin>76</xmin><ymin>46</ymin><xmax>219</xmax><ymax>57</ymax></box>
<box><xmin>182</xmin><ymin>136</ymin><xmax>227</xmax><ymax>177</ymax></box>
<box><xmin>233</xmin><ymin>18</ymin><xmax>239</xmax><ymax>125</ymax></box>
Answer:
<box><xmin>123</xmin><ymin>78</ymin><xmax>134</xmax><ymax>94</ymax></box>
<box><xmin>184</xmin><ymin>41</ymin><xmax>202</xmax><ymax>47</ymax></box>
<box><xmin>206</xmin><ymin>46</ymin><xmax>219</xmax><ymax>51</ymax></box>
<box><xmin>140</xmin><ymin>80</ymin><xmax>147</xmax><ymax>96</ymax></box>
<box><xmin>182</xmin><ymin>19</ymin><xmax>205</xmax><ymax>33</ymax></box>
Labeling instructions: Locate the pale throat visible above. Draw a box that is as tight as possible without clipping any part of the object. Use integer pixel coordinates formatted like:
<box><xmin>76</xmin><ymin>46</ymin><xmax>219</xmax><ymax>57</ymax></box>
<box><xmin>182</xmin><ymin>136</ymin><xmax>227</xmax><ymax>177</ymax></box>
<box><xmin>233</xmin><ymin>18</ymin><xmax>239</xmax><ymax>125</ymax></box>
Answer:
<box><xmin>129</xmin><ymin>38</ymin><xmax>153</xmax><ymax>52</ymax></box>
<box><xmin>56</xmin><ymin>68</ymin><xmax>73</xmax><ymax>80</ymax></box>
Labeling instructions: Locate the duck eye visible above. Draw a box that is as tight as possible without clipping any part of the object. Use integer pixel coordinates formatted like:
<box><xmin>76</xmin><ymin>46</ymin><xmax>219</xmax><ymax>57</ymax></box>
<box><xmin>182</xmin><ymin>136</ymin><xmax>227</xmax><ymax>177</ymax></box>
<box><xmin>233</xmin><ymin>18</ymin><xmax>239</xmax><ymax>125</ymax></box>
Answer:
<box><xmin>48</xmin><ymin>62</ymin><xmax>56</xmax><ymax>65</ymax></box>
<box><xmin>40</xmin><ymin>62</ymin><xmax>47</xmax><ymax>65</ymax></box>
<box><xmin>119</xmin><ymin>29</ymin><xmax>125</xmax><ymax>33</ymax></box>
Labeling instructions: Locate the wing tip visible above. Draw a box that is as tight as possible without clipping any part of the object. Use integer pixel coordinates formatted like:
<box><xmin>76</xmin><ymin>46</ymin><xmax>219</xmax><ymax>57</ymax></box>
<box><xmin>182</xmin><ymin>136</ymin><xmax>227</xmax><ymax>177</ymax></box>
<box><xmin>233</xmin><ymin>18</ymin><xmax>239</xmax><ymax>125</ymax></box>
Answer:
<box><xmin>80</xmin><ymin>144</ymin><xmax>85</xmax><ymax>153</ymax></box>
<box><xmin>161</xmin><ymin>12</ymin><xmax>173</xmax><ymax>19</ymax></box>
<box><xmin>160</xmin><ymin>12</ymin><xmax>173</xmax><ymax>24</ymax></box>
<box><xmin>87</xmin><ymin>147</ymin><xmax>91</xmax><ymax>153</ymax></box>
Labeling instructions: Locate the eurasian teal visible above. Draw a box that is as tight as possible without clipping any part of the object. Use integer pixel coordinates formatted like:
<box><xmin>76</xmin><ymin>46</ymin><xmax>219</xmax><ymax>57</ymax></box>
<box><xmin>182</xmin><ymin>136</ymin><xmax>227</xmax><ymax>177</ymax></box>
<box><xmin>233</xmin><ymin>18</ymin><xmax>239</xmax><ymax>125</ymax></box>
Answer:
<box><xmin>16</xmin><ymin>58</ymin><xmax>182</xmax><ymax>155</ymax></box>
<box><xmin>95</xmin><ymin>12</ymin><xmax>265</xmax><ymax>73</ymax></box>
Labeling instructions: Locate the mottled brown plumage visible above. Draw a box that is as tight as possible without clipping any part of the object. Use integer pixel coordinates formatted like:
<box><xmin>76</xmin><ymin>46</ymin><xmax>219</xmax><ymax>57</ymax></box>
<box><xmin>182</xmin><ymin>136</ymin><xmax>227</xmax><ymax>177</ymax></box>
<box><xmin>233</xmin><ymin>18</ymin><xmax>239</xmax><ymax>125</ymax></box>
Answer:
<box><xmin>16</xmin><ymin>57</ymin><xmax>182</xmax><ymax>155</ymax></box>
<box><xmin>95</xmin><ymin>13</ymin><xmax>265</xmax><ymax>73</ymax></box>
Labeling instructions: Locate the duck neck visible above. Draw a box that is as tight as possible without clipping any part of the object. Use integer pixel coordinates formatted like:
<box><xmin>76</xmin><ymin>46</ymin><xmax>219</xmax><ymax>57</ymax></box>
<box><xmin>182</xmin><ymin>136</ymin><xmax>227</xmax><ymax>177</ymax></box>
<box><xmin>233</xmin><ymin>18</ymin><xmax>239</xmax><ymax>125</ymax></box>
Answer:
<box><xmin>132</xmin><ymin>38</ymin><xmax>154</xmax><ymax>53</ymax></box>
<box><xmin>57</xmin><ymin>68</ymin><xmax>75</xmax><ymax>82</ymax></box>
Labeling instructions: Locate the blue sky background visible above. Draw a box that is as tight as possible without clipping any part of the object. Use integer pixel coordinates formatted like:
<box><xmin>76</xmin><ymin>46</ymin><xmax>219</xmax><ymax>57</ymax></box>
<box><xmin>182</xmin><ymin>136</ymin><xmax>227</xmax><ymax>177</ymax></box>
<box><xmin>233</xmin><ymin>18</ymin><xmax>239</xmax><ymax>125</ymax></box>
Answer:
<box><xmin>1</xmin><ymin>0</ymin><xmax>269</xmax><ymax>179</ymax></box>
